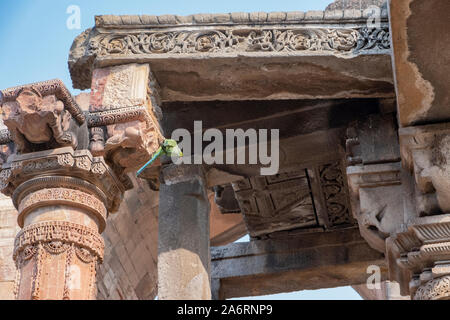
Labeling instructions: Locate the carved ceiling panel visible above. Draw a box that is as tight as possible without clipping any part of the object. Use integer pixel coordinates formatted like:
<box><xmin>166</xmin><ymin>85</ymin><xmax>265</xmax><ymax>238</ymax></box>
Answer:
<box><xmin>231</xmin><ymin>161</ymin><xmax>355</xmax><ymax>237</ymax></box>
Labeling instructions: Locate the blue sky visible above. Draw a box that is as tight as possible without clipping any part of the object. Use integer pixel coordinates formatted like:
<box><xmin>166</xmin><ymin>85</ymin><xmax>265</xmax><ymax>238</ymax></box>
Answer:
<box><xmin>0</xmin><ymin>0</ymin><xmax>362</xmax><ymax>300</ymax></box>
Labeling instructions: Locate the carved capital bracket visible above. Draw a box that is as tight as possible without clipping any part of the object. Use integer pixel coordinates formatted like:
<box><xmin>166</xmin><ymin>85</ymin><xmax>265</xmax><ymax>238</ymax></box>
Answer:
<box><xmin>0</xmin><ymin>79</ymin><xmax>87</xmax><ymax>155</ymax></box>
<box><xmin>0</xmin><ymin>76</ymin><xmax>162</xmax><ymax>299</ymax></box>
<box><xmin>390</xmin><ymin>215</ymin><xmax>450</xmax><ymax>300</ymax></box>
<box><xmin>87</xmin><ymin>63</ymin><xmax>165</xmax><ymax>173</ymax></box>
<box><xmin>345</xmin><ymin>113</ymin><xmax>402</xmax><ymax>253</ymax></box>
<box><xmin>347</xmin><ymin>162</ymin><xmax>403</xmax><ymax>253</ymax></box>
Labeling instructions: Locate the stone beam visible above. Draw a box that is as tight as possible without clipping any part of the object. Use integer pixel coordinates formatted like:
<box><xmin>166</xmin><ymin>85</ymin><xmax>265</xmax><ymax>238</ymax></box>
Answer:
<box><xmin>211</xmin><ymin>228</ymin><xmax>386</xmax><ymax>299</ymax></box>
<box><xmin>69</xmin><ymin>11</ymin><xmax>394</xmax><ymax>101</ymax></box>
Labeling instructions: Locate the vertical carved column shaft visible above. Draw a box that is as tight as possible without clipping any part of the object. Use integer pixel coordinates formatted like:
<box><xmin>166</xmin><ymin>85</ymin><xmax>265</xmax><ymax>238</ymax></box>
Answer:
<box><xmin>13</xmin><ymin>185</ymin><xmax>106</xmax><ymax>300</ymax></box>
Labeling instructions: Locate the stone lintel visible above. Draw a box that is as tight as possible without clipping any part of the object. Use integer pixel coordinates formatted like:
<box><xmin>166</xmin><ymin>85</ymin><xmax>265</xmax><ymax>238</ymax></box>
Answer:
<box><xmin>69</xmin><ymin>12</ymin><xmax>393</xmax><ymax>102</ymax></box>
<box><xmin>211</xmin><ymin>228</ymin><xmax>386</xmax><ymax>299</ymax></box>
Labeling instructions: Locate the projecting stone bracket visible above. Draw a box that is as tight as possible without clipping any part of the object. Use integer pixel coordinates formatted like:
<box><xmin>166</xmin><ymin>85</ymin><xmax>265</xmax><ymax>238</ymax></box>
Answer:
<box><xmin>345</xmin><ymin>113</ymin><xmax>403</xmax><ymax>253</ymax></box>
<box><xmin>347</xmin><ymin>162</ymin><xmax>403</xmax><ymax>253</ymax></box>
<box><xmin>390</xmin><ymin>216</ymin><xmax>450</xmax><ymax>299</ymax></box>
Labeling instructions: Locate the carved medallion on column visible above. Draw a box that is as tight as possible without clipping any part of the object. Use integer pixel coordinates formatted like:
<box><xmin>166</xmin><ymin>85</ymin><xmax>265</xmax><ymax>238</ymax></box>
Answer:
<box><xmin>0</xmin><ymin>80</ymin><xmax>131</xmax><ymax>300</ymax></box>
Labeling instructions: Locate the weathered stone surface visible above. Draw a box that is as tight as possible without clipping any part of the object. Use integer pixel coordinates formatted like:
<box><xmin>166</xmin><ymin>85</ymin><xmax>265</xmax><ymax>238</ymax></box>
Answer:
<box><xmin>90</xmin><ymin>64</ymin><xmax>149</xmax><ymax>111</ymax></box>
<box><xmin>0</xmin><ymin>79</ymin><xmax>87</xmax><ymax>154</ymax></box>
<box><xmin>389</xmin><ymin>0</ymin><xmax>450</xmax><ymax>126</ymax></box>
<box><xmin>347</xmin><ymin>163</ymin><xmax>403</xmax><ymax>253</ymax></box>
<box><xmin>0</xmin><ymin>194</ymin><xmax>19</xmax><ymax>300</ymax></box>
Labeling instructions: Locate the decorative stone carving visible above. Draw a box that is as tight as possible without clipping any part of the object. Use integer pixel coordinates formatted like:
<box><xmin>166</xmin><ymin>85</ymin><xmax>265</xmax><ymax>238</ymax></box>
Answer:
<box><xmin>85</xmin><ymin>27</ymin><xmax>390</xmax><ymax>58</ymax></box>
<box><xmin>69</xmin><ymin>12</ymin><xmax>390</xmax><ymax>89</ymax></box>
<box><xmin>0</xmin><ymin>146</ymin><xmax>128</xmax><ymax>300</ymax></box>
<box><xmin>347</xmin><ymin>163</ymin><xmax>403</xmax><ymax>252</ymax></box>
<box><xmin>346</xmin><ymin>113</ymin><xmax>402</xmax><ymax>252</ymax></box>
<box><xmin>399</xmin><ymin>123</ymin><xmax>450</xmax><ymax>216</ymax></box>
<box><xmin>231</xmin><ymin>163</ymin><xmax>354</xmax><ymax>238</ymax></box>
<box><xmin>390</xmin><ymin>215</ymin><xmax>450</xmax><ymax>299</ymax></box>
<box><xmin>13</xmin><ymin>221</ymin><xmax>103</xmax><ymax>300</ymax></box>
<box><xmin>318</xmin><ymin>162</ymin><xmax>354</xmax><ymax>226</ymax></box>
<box><xmin>0</xmin><ymin>79</ymin><xmax>86</xmax><ymax>153</ymax></box>
<box><xmin>88</xmin><ymin>64</ymin><xmax>165</xmax><ymax>171</ymax></box>
<box><xmin>0</xmin><ymin>72</ymin><xmax>161</xmax><ymax>299</ymax></box>
<box><xmin>0</xmin><ymin>147</ymin><xmax>128</xmax><ymax>214</ymax></box>
<box><xmin>232</xmin><ymin>170</ymin><xmax>317</xmax><ymax>237</ymax></box>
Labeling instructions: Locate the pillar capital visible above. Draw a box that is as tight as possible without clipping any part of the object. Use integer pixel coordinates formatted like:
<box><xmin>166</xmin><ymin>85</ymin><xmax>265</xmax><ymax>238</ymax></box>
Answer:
<box><xmin>390</xmin><ymin>215</ymin><xmax>450</xmax><ymax>300</ymax></box>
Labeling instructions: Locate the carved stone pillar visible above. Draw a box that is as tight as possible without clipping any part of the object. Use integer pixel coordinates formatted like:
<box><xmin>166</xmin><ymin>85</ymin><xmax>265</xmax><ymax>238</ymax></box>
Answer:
<box><xmin>389</xmin><ymin>123</ymin><xmax>450</xmax><ymax>299</ymax></box>
<box><xmin>2</xmin><ymin>147</ymin><xmax>127</xmax><ymax>300</ymax></box>
<box><xmin>0</xmin><ymin>75</ymin><xmax>163</xmax><ymax>299</ymax></box>
<box><xmin>158</xmin><ymin>165</ymin><xmax>211</xmax><ymax>300</ymax></box>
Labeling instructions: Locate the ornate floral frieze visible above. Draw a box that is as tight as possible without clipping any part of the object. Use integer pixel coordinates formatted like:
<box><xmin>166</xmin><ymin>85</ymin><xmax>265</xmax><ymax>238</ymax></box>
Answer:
<box><xmin>87</xmin><ymin>27</ymin><xmax>390</xmax><ymax>57</ymax></box>
<box><xmin>69</xmin><ymin>11</ymin><xmax>390</xmax><ymax>89</ymax></box>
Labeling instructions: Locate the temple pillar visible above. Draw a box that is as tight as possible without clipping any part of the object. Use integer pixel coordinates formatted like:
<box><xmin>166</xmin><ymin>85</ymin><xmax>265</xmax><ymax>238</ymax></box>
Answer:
<box><xmin>345</xmin><ymin>113</ymin><xmax>403</xmax><ymax>253</ymax></box>
<box><xmin>0</xmin><ymin>63</ymin><xmax>163</xmax><ymax>299</ymax></box>
<box><xmin>158</xmin><ymin>165</ymin><xmax>211</xmax><ymax>300</ymax></box>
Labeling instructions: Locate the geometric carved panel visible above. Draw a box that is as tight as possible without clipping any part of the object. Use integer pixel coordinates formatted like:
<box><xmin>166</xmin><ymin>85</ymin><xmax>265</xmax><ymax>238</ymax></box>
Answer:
<box><xmin>232</xmin><ymin>161</ymin><xmax>355</xmax><ymax>237</ymax></box>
